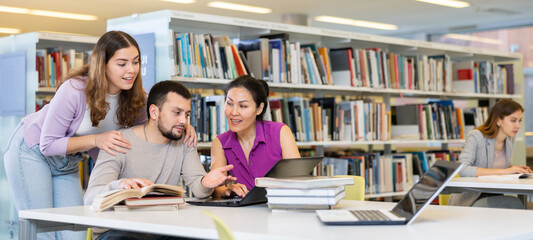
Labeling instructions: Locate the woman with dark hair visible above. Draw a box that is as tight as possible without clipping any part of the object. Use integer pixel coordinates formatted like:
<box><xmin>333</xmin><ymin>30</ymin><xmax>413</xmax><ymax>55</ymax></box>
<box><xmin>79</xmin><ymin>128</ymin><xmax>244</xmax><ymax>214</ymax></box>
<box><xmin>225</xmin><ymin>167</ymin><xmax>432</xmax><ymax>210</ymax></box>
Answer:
<box><xmin>4</xmin><ymin>31</ymin><xmax>196</xmax><ymax>239</ymax></box>
<box><xmin>210</xmin><ymin>75</ymin><xmax>300</xmax><ymax>198</ymax></box>
<box><xmin>448</xmin><ymin>99</ymin><xmax>531</xmax><ymax>208</ymax></box>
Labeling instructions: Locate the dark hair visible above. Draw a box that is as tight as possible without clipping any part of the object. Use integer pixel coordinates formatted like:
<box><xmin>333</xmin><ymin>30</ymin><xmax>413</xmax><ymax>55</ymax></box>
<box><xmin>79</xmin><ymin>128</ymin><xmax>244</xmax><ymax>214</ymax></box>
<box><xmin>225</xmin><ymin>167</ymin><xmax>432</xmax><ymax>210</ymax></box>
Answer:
<box><xmin>226</xmin><ymin>75</ymin><xmax>269</xmax><ymax>121</ymax></box>
<box><xmin>64</xmin><ymin>30</ymin><xmax>145</xmax><ymax>127</ymax></box>
<box><xmin>147</xmin><ymin>80</ymin><xmax>191</xmax><ymax>117</ymax></box>
<box><xmin>477</xmin><ymin>99</ymin><xmax>524</xmax><ymax>138</ymax></box>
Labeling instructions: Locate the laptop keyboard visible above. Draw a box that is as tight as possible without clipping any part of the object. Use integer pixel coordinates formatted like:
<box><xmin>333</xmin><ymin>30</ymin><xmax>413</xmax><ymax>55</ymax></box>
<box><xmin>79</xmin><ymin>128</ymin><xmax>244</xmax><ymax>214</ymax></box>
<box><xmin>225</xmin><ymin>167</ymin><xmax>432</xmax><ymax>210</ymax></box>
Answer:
<box><xmin>349</xmin><ymin>210</ymin><xmax>391</xmax><ymax>221</ymax></box>
<box><xmin>212</xmin><ymin>198</ymin><xmax>242</xmax><ymax>203</ymax></box>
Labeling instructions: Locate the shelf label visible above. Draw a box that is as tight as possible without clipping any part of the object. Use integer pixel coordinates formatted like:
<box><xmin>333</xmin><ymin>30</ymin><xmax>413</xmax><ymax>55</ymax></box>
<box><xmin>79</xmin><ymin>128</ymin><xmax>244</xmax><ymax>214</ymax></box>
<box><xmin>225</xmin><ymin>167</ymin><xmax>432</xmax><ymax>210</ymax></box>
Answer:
<box><xmin>270</xmin><ymin>23</ymin><xmax>290</xmax><ymax>31</ymax></box>
<box><xmin>350</xmin><ymin>33</ymin><xmax>371</xmax><ymax>40</ymax></box>
<box><xmin>40</xmin><ymin>33</ymin><xmax>73</xmax><ymax>41</ymax></box>
<box><xmin>321</xmin><ymin>29</ymin><xmax>351</xmax><ymax>39</ymax></box>
<box><xmin>232</xmin><ymin>19</ymin><xmax>269</xmax><ymax>29</ymax></box>
<box><xmin>171</xmin><ymin>12</ymin><xmax>197</xmax><ymax>20</ymax></box>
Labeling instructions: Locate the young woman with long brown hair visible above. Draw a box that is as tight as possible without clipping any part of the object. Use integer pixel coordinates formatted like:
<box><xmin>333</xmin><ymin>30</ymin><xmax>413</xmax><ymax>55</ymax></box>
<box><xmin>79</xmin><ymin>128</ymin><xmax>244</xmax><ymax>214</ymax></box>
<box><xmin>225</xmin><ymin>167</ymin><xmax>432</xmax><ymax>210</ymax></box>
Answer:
<box><xmin>448</xmin><ymin>99</ymin><xmax>531</xmax><ymax>208</ymax></box>
<box><xmin>3</xmin><ymin>31</ymin><xmax>196</xmax><ymax>239</ymax></box>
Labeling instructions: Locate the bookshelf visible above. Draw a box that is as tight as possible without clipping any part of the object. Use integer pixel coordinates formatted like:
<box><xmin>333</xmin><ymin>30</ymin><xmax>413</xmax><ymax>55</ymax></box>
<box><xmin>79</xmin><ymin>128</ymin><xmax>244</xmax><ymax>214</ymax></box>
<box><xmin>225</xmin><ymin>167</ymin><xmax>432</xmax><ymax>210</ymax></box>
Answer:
<box><xmin>0</xmin><ymin>32</ymin><xmax>98</xmax><ymax>237</ymax></box>
<box><xmin>107</xmin><ymin>9</ymin><xmax>525</xmax><ymax>197</ymax></box>
<box><xmin>172</xmin><ymin>77</ymin><xmax>520</xmax><ymax>99</ymax></box>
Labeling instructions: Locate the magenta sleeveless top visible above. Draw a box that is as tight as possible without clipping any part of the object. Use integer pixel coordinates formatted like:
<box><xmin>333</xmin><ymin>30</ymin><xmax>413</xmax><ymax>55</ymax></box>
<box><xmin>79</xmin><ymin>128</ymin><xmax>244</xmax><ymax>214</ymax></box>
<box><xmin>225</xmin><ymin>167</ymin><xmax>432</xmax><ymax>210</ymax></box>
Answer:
<box><xmin>218</xmin><ymin>120</ymin><xmax>284</xmax><ymax>190</ymax></box>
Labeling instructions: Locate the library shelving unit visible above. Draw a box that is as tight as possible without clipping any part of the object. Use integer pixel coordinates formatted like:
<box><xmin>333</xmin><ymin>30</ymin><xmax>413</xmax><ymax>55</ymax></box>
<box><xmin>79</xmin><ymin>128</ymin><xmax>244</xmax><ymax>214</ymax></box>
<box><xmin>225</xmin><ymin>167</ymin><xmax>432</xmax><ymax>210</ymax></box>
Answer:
<box><xmin>107</xmin><ymin>10</ymin><xmax>524</xmax><ymax>199</ymax></box>
<box><xmin>0</xmin><ymin>32</ymin><xmax>98</xmax><ymax>238</ymax></box>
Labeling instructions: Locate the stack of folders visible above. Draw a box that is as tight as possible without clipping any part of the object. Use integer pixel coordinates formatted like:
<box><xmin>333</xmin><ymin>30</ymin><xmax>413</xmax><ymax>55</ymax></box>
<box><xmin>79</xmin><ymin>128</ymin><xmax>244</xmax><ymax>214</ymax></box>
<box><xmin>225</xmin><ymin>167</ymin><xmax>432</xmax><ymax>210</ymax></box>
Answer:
<box><xmin>114</xmin><ymin>195</ymin><xmax>185</xmax><ymax>211</ymax></box>
<box><xmin>255</xmin><ymin>176</ymin><xmax>354</xmax><ymax>210</ymax></box>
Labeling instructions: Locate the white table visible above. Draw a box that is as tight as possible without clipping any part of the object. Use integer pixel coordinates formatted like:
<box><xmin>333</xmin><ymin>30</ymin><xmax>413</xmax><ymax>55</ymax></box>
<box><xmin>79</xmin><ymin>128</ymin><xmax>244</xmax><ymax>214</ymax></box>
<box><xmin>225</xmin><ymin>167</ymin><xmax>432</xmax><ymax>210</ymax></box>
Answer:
<box><xmin>446</xmin><ymin>177</ymin><xmax>533</xmax><ymax>195</ymax></box>
<box><xmin>18</xmin><ymin>200</ymin><xmax>533</xmax><ymax>240</ymax></box>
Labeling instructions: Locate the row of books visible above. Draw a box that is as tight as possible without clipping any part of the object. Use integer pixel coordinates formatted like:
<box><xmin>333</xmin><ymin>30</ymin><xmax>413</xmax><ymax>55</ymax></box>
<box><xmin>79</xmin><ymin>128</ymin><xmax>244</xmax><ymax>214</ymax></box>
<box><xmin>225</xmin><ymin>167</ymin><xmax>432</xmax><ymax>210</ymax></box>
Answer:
<box><xmin>315</xmin><ymin>151</ymin><xmax>459</xmax><ymax>195</ymax></box>
<box><xmin>271</xmin><ymin>97</ymin><xmax>389</xmax><ymax>142</ymax></box>
<box><xmin>391</xmin><ymin>101</ymin><xmax>488</xmax><ymax>140</ymax></box>
<box><xmin>172</xmin><ymin>32</ymin><xmax>249</xmax><ymax>80</ymax></box>
<box><xmin>453</xmin><ymin>61</ymin><xmax>514</xmax><ymax>94</ymax></box>
<box><xmin>189</xmin><ymin>94</ymin><xmax>488</xmax><ymax>143</ymax></box>
<box><xmin>169</xmin><ymin>32</ymin><xmax>513</xmax><ymax>94</ymax></box>
<box><xmin>189</xmin><ymin>94</ymin><xmax>228</xmax><ymax>142</ymax></box>
<box><xmin>36</xmin><ymin>47</ymin><xmax>90</xmax><ymax>88</ymax></box>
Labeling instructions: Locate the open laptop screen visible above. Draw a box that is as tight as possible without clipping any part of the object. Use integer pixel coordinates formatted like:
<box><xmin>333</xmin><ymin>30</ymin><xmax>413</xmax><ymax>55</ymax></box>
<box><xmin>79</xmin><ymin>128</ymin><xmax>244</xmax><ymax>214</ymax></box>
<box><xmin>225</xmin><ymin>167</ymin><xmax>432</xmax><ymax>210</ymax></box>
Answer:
<box><xmin>391</xmin><ymin>160</ymin><xmax>462</xmax><ymax>223</ymax></box>
<box><xmin>263</xmin><ymin>157</ymin><xmax>323</xmax><ymax>178</ymax></box>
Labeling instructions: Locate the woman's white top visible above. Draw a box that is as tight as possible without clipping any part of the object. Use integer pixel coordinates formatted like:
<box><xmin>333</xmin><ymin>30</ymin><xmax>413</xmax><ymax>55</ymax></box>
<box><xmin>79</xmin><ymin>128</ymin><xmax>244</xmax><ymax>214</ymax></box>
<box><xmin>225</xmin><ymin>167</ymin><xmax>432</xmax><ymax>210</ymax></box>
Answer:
<box><xmin>74</xmin><ymin>93</ymin><xmax>121</xmax><ymax>136</ymax></box>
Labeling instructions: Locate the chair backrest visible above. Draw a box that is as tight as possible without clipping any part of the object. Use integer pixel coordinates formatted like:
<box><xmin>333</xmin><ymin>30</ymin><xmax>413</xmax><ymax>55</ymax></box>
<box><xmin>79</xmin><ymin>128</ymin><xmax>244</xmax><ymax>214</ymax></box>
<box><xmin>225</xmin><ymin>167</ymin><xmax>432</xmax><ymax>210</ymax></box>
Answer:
<box><xmin>334</xmin><ymin>175</ymin><xmax>365</xmax><ymax>201</ymax></box>
<box><xmin>86</xmin><ymin>228</ymin><xmax>92</xmax><ymax>240</ymax></box>
<box><xmin>439</xmin><ymin>173</ymin><xmax>460</xmax><ymax>205</ymax></box>
<box><xmin>204</xmin><ymin>210</ymin><xmax>236</xmax><ymax>240</ymax></box>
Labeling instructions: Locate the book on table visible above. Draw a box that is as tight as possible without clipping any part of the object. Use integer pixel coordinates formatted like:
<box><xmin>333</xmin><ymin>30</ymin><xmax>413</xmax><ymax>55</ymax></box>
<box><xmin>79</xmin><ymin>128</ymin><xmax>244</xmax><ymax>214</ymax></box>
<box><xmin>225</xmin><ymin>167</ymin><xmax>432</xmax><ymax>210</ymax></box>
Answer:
<box><xmin>266</xmin><ymin>186</ymin><xmax>345</xmax><ymax>197</ymax></box>
<box><xmin>125</xmin><ymin>195</ymin><xmax>185</xmax><ymax>206</ymax></box>
<box><xmin>268</xmin><ymin>203</ymin><xmax>334</xmax><ymax>211</ymax></box>
<box><xmin>478</xmin><ymin>173</ymin><xmax>533</xmax><ymax>180</ymax></box>
<box><xmin>266</xmin><ymin>191</ymin><xmax>346</xmax><ymax>205</ymax></box>
<box><xmin>113</xmin><ymin>204</ymin><xmax>180</xmax><ymax>212</ymax></box>
<box><xmin>255</xmin><ymin>176</ymin><xmax>354</xmax><ymax>189</ymax></box>
<box><xmin>91</xmin><ymin>184</ymin><xmax>185</xmax><ymax>212</ymax></box>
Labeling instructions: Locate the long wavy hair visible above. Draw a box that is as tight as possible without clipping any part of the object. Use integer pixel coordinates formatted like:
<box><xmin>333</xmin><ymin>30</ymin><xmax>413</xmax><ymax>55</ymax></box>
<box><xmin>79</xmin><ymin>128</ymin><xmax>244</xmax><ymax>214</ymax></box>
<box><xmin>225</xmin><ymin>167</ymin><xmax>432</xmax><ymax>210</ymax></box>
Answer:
<box><xmin>63</xmin><ymin>31</ymin><xmax>145</xmax><ymax>127</ymax></box>
<box><xmin>477</xmin><ymin>99</ymin><xmax>523</xmax><ymax>138</ymax></box>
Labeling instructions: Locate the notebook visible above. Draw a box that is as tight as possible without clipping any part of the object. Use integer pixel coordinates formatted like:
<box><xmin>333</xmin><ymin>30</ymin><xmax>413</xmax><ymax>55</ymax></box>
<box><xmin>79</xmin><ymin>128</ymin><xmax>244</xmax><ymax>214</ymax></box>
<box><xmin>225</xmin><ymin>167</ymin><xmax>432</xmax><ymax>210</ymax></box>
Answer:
<box><xmin>186</xmin><ymin>156</ymin><xmax>323</xmax><ymax>207</ymax></box>
<box><xmin>316</xmin><ymin>160</ymin><xmax>463</xmax><ymax>225</ymax></box>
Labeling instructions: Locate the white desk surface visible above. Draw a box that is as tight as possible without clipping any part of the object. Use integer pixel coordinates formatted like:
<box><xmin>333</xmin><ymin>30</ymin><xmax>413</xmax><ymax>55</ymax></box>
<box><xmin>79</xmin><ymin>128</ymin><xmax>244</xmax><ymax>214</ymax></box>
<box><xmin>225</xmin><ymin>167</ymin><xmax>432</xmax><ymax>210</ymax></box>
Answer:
<box><xmin>19</xmin><ymin>200</ymin><xmax>533</xmax><ymax>240</ymax></box>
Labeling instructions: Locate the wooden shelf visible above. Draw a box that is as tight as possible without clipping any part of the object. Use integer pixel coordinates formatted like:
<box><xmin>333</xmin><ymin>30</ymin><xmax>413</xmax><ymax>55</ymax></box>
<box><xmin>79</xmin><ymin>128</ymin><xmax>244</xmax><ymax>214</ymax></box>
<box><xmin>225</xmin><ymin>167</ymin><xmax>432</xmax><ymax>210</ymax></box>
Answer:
<box><xmin>195</xmin><ymin>139</ymin><xmax>465</xmax><ymax>149</ymax></box>
<box><xmin>173</xmin><ymin>76</ymin><xmax>519</xmax><ymax>99</ymax></box>
<box><xmin>37</xmin><ymin>87</ymin><xmax>56</xmax><ymax>93</ymax></box>
<box><xmin>37</xmin><ymin>32</ymin><xmax>98</xmax><ymax>44</ymax></box>
<box><xmin>160</xmin><ymin>10</ymin><xmax>520</xmax><ymax>61</ymax></box>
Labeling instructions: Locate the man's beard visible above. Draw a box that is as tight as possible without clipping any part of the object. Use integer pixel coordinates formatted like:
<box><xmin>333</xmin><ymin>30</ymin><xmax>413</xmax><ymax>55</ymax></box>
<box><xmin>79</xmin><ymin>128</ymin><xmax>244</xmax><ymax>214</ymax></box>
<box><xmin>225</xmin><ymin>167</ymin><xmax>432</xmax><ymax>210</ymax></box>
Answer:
<box><xmin>158</xmin><ymin>119</ymin><xmax>184</xmax><ymax>141</ymax></box>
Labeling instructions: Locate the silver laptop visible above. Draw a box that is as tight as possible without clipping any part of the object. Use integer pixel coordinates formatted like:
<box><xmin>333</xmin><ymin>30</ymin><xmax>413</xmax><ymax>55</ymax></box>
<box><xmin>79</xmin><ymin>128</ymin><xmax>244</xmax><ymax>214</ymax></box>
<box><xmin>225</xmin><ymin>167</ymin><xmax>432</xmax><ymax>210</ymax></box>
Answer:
<box><xmin>316</xmin><ymin>160</ymin><xmax>463</xmax><ymax>225</ymax></box>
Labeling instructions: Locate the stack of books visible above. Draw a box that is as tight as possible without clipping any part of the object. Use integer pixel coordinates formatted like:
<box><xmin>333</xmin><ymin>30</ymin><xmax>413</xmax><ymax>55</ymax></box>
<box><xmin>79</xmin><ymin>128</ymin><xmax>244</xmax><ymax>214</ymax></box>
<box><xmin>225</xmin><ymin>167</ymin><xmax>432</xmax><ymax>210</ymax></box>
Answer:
<box><xmin>114</xmin><ymin>195</ymin><xmax>185</xmax><ymax>211</ymax></box>
<box><xmin>255</xmin><ymin>176</ymin><xmax>354</xmax><ymax>210</ymax></box>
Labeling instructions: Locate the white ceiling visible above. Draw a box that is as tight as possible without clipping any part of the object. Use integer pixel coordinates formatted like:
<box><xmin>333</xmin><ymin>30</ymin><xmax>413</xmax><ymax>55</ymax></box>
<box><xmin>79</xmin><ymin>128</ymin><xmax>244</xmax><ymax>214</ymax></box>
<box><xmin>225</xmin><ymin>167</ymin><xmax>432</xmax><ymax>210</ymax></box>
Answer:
<box><xmin>0</xmin><ymin>0</ymin><xmax>532</xmax><ymax>39</ymax></box>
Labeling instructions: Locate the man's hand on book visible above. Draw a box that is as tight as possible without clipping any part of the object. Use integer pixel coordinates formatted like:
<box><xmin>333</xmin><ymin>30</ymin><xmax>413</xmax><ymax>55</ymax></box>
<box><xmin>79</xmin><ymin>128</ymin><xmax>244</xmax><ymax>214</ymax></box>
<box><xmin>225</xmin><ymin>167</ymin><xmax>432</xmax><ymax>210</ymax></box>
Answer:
<box><xmin>119</xmin><ymin>178</ymin><xmax>154</xmax><ymax>190</ymax></box>
<box><xmin>202</xmin><ymin>165</ymin><xmax>237</xmax><ymax>189</ymax></box>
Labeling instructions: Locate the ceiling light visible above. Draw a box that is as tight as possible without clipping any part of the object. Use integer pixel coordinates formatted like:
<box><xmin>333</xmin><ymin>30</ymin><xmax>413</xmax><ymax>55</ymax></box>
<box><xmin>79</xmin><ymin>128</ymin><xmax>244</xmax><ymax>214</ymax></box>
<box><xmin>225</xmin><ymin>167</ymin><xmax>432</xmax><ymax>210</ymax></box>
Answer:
<box><xmin>160</xmin><ymin>0</ymin><xmax>196</xmax><ymax>3</ymax></box>
<box><xmin>30</xmin><ymin>10</ymin><xmax>97</xmax><ymax>21</ymax></box>
<box><xmin>315</xmin><ymin>16</ymin><xmax>397</xmax><ymax>30</ymax></box>
<box><xmin>0</xmin><ymin>5</ymin><xmax>97</xmax><ymax>21</ymax></box>
<box><xmin>443</xmin><ymin>34</ymin><xmax>500</xmax><ymax>45</ymax></box>
<box><xmin>40</xmin><ymin>31</ymin><xmax>93</xmax><ymax>36</ymax></box>
<box><xmin>415</xmin><ymin>0</ymin><xmax>470</xmax><ymax>8</ymax></box>
<box><xmin>207</xmin><ymin>1</ymin><xmax>272</xmax><ymax>14</ymax></box>
<box><xmin>0</xmin><ymin>6</ymin><xmax>29</xmax><ymax>14</ymax></box>
<box><xmin>0</xmin><ymin>27</ymin><xmax>21</xmax><ymax>34</ymax></box>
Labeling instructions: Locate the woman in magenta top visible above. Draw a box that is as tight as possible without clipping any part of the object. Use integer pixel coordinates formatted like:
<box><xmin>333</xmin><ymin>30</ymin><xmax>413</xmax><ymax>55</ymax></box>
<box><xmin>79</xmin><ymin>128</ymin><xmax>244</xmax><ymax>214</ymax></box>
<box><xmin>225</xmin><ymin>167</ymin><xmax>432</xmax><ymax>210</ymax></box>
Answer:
<box><xmin>211</xmin><ymin>75</ymin><xmax>300</xmax><ymax>197</ymax></box>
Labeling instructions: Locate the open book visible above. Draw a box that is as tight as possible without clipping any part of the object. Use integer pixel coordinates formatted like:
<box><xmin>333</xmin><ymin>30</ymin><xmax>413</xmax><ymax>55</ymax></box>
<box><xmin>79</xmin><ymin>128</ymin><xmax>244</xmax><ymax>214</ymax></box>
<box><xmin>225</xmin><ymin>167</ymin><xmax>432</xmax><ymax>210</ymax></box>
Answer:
<box><xmin>478</xmin><ymin>173</ymin><xmax>533</xmax><ymax>180</ymax></box>
<box><xmin>91</xmin><ymin>184</ymin><xmax>185</xmax><ymax>212</ymax></box>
